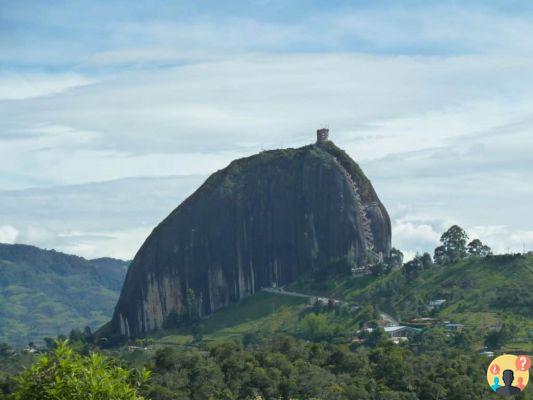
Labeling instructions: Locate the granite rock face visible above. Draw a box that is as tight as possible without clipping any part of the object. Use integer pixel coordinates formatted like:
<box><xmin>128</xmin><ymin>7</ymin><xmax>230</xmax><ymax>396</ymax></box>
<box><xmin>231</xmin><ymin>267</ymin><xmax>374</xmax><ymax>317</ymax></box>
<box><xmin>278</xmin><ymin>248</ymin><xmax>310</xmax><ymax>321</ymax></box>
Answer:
<box><xmin>111</xmin><ymin>141</ymin><xmax>391</xmax><ymax>336</ymax></box>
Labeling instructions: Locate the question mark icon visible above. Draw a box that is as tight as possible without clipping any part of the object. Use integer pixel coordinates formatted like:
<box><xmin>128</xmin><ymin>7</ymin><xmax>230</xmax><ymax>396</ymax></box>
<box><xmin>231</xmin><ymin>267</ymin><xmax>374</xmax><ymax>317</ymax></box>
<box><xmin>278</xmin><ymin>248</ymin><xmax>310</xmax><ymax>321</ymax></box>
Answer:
<box><xmin>491</xmin><ymin>364</ymin><xmax>500</xmax><ymax>374</ymax></box>
<box><xmin>515</xmin><ymin>355</ymin><xmax>531</xmax><ymax>371</ymax></box>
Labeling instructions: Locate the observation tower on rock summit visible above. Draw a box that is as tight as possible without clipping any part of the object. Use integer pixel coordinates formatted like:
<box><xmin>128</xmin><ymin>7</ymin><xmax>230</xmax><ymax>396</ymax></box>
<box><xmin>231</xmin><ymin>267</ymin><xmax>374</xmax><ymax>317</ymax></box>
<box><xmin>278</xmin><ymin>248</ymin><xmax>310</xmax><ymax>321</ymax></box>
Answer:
<box><xmin>316</xmin><ymin>128</ymin><xmax>329</xmax><ymax>144</ymax></box>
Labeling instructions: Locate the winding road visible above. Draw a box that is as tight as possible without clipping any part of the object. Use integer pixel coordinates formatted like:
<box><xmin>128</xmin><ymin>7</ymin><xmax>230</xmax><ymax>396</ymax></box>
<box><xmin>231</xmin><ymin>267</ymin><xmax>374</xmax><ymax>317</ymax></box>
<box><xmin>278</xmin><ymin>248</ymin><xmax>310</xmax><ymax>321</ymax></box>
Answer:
<box><xmin>262</xmin><ymin>286</ymin><xmax>398</xmax><ymax>325</ymax></box>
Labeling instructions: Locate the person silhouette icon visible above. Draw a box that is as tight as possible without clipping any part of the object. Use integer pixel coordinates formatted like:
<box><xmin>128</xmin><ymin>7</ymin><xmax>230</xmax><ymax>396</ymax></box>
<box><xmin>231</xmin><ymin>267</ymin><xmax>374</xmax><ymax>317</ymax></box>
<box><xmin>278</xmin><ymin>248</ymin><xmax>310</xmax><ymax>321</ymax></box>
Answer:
<box><xmin>516</xmin><ymin>377</ymin><xmax>525</xmax><ymax>391</ymax></box>
<box><xmin>496</xmin><ymin>369</ymin><xmax>522</xmax><ymax>396</ymax></box>
<box><xmin>491</xmin><ymin>376</ymin><xmax>501</xmax><ymax>391</ymax></box>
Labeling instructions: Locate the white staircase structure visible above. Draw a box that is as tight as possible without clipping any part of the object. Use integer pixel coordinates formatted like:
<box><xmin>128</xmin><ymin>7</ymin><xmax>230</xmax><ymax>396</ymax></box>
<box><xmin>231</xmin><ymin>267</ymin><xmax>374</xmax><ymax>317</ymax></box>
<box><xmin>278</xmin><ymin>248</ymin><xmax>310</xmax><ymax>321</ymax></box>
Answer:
<box><xmin>330</xmin><ymin>156</ymin><xmax>380</xmax><ymax>263</ymax></box>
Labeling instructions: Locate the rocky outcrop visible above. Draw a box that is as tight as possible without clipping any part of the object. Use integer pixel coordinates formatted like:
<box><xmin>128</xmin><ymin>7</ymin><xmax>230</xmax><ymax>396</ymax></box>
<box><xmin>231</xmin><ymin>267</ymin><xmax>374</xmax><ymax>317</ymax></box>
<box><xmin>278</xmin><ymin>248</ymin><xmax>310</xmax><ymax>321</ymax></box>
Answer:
<box><xmin>110</xmin><ymin>140</ymin><xmax>391</xmax><ymax>336</ymax></box>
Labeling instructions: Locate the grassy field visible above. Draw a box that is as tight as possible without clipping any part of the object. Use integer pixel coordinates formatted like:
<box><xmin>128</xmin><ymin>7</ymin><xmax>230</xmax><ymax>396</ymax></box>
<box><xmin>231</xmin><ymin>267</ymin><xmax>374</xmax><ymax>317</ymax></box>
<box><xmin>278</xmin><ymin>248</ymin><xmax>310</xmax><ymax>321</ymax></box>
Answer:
<box><xmin>152</xmin><ymin>291</ymin><xmax>307</xmax><ymax>348</ymax></box>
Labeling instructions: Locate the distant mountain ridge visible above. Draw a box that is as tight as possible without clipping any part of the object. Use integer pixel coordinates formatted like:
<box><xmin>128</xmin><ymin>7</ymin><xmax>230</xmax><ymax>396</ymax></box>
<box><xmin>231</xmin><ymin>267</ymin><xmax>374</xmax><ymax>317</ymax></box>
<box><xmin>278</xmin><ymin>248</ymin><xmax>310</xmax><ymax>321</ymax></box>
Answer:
<box><xmin>0</xmin><ymin>243</ymin><xmax>128</xmax><ymax>346</ymax></box>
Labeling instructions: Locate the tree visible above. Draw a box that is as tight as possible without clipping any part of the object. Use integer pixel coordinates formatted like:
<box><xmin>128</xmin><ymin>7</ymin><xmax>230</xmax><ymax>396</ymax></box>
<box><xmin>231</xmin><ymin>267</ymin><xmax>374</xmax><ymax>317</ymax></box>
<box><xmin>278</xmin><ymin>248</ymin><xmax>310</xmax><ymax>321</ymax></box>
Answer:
<box><xmin>43</xmin><ymin>337</ymin><xmax>57</xmax><ymax>350</ymax></box>
<box><xmin>433</xmin><ymin>245</ymin><xmax>447</xmax><ymax>264</ymax></box>
<box><xmin>83</xmin><ymin>326</ymin><xmax>94</xmax><ymax>343</ymax></box>
<box><xmin>467</xmin><ymin>239</ymin><xmax>492</xmax><ymax>257</ymax></box>
<box><xmin>484</xmin><ymin>330</ymin><xmax>507</xmax><ymax>350</ymax></box>
<box><xmin>388</xmin><ymin>248</ymin><xmax>404</xmax><ymax>269</ymax></box>
<box><xmin>371</xmin><ymin>261</ymin><xmax>386</xmax><ymax>277</ymax></box>
<box><xmin>411</xmin><ymin>327</ymin><xmax>450</xmax><ymax>352</ymax></box>
<box><xmin>402</xmin><ymin>253</ymin><xmax>432</xmax><ymax>279</ymax></box>
<box><xmin>453</xmin><ymin>329</ymin><xmax>474</xmax><ymax>350</ymax></box>
<box><xmin>163</xmin><ymin>310</ymin><xmax>182</xmax><ymax>329</ymax></box>
<box><xmin>11</xmin><ymin>341</ymin><xmax>150</xmax><ymax>400</ymax></box>
<box><xmin>299</xmin><ymin>313</ymin><xmax>334</xmax><ymax>342</ymax></box>
<box><xmin>484</xmin><ymin>322</ymin><xmax>517</xmax><ymax>350</ymax></box>
<box><xmin>403</xmin><ymin>256</ymin><xmax>422</xmax><ymax>279</ymax></box>
<box><xmin>69</xmin><ymin>328</ymin><xmax>84</xmax><ymax>342</ymax></box>
<box><xmin>185</xmin><ymin>288</ymin><xmax>202</xmax><ymax>323</ymax></box>
<box><xmin>357</xmin><ymin>305</ymin><xmax>378</xmax><ymax>328</ymax></box>
<box><xmin>366</xmin><ymin>327</ymin><xmax>386</xmax><ymax>348</ymax></box>
<box><xmin>419</xmin><ymin>252</ymin><xmax>433</xmax><ymax>269</ymax></box>
<box><xmin>0</xmin><ymin>343</ymin><xmax>13</xmax><ymax>357</ymax></box>
<box><xmin>191</xmin><ymin>322</ymin><xmax>203</xmax><ymax>343</ymax></box>
<box><xmin>154</xmin><ymin>347</ymin><xmax>179</xmax><ymax>370</ymax></box>
<box><xmin>435</xmin><ymin>225</ymin><xmax>468</xmax><ymax>264</ymax></box>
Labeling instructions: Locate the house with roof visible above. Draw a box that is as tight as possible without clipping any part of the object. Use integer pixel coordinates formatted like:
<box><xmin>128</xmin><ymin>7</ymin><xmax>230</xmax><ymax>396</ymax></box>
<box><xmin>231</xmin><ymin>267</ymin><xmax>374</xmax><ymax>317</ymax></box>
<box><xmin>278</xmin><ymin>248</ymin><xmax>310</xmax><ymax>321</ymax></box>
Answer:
<box><xmin>383</xmin><ymin>325</ymin><xmax>422</xmax><ymax>338</ymax></box>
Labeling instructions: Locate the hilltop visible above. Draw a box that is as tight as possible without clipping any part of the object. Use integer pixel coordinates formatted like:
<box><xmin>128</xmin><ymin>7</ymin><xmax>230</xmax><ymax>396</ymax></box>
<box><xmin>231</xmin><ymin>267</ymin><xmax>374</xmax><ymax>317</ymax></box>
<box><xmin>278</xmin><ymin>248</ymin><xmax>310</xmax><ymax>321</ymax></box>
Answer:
<box><xmin>0</xmin><ymin>243</ymin><xmax>128</xmax><ymax>346</ymax></box>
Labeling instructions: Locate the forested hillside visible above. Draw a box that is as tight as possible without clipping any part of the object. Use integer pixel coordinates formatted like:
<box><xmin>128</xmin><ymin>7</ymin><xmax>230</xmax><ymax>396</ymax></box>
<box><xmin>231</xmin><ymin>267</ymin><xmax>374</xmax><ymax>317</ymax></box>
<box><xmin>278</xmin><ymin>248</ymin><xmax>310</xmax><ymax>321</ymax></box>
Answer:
<box><xmin>0</xmin><ymin>244</ymin><xmax>128</xmax><ymax>346</ymax></box>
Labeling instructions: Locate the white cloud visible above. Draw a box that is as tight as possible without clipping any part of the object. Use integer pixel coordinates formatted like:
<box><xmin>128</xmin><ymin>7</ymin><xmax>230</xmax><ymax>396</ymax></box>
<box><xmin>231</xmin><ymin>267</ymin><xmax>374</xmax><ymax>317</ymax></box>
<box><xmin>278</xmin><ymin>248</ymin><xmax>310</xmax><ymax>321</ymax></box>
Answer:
<box><xmin>2</xmin><ymin>53</ymin><xmax>533</xmax><ymax>188</ymax></box>
<box><xmin>392</xmin><ymin>219</ymin><xmax>533</xmax><ymax>260</ymax></box>
<box><xmin>17</xmin><ymin>226</ymin><xmax>57</xmax><ymax>245</ymax></box>
<box><xmin>58</xmin><ymin>227</ymin><xmax>152</xmax><ymax>260</ymax></box>
<box><xmin>1</xmin><ymin>2</ymin><xmax>533</xmax><ymax>259</ymax></box>
<box><xmin>0</xmin><ymin>225</ymin><xmax>19</xmax><ymax>244</ymax></box>
<box><xmin>468</xmin><ymin>225</ymin><xmax>533</xmax><ymax>254</ymax></box>
<box><xmin>0</xmin><ymin>73</ymin><xmax>94</xmax><ymax>100</ymax></box>
<box><xmin>392</xmin><ymin>219</ymin><xmax>441</xmax><ymax>249</ymax></box>
<box><xmin>0</xmin><ymin>175</ymin><xmax>205</xmax><ymax>258</ymax></box>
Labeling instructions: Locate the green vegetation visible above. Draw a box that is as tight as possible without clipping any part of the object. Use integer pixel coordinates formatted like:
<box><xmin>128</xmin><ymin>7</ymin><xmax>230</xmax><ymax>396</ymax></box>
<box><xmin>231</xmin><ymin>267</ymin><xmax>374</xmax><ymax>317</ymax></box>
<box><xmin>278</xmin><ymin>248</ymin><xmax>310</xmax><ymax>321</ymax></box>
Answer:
<box><xmin>358</xmin><ymin>254</ymin><xmax>532</xmax><ymax>318</ymax></box>
<box><xmin>0</xmin><ymin>226</ymin><xmax>531</xmax><ymax>398</ymax></box>
<box><xmin>434</xmin><ymin>225</ymin><xmax>492</xmax><ymax>264</ymax></box>
<box><xmin>290</xmin><ymin>253</ymin><xmax>533</xmax><ymax>353</ymax></box>
<box><xmin>287</xmin><ymin>225</ymin><xmax>532</xmax><ymax>351</ymax></box>
<box><xmin>154</xmin><ymin>291</ymin><xmax>307</xmax><ymax>347</ymax></box>
<box><xmin>9</xmin><ymin>341</ymin><xmax>149</xmax><ymax>400</ymax></box>
<box><xmin>0</xmin><ymin>244</ymin><xmax>128</xmax><ymax>346</ymax></box>
<box><xmin>1</xmin><ymin>331</ymin><xmax>507</xmax><ymax>399</ymax></box>
<box><xmin>318</xmin><ymin>141</ymin><xmax>374</xmax><ymax>199</ymax></box>
<box><xmin>1</xmin><ymin>247</ymin><xmax>531</xmax><ymax>399</ymax></box>
<box><xmin>143</xmin><ymin>334</ymin><xmax>498</xmax><ymax>400</ymax></box>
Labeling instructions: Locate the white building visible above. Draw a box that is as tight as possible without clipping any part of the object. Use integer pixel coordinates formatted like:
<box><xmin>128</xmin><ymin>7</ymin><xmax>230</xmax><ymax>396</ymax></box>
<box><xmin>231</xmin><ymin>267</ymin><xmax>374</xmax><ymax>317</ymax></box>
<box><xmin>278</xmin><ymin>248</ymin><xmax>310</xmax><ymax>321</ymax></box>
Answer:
<box><xmin>384</xmin><ymin>326</ymin><xmax>421</xmax><ymax>338</ymax></box>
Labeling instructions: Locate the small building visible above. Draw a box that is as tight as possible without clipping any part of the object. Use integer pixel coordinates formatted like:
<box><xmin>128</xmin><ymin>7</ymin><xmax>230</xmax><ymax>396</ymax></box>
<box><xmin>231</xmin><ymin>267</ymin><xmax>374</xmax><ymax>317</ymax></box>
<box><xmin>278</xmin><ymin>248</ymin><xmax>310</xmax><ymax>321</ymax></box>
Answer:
<box><xmin>480</xmin><ymin>351</ymin><xmax>495</xmax><ymax>358</ymax></box>
<box><xmin>311</xmin><ymin>297</ymin><xmax>329</xmax><ymax>306</ymax></box>
<box><xmin>127</xmin><ymin>345</ymin><xmax>153</xmax><ymax>352</ymax></box>
<box><xmin>429</xmin><ymin>299</ymin><xmax>446</xmax><ymax>307</ymax></box>
<box><xmin>384</xmin><ymin>325</ymin><xmax>421</xmax><ymax>338</ymax></box>
<box><xmin>351</xmin><ymin>265</ymin><xmax>371</xmax><ymax>276</ymax></box>
<box><xmin>428</xmin><ymin>299</ymin><xmax>446</xmax><ymax>310</ymax></box>
<box><xmin>316</xmin><ymin>128</ymin><xmax>329</xmax><ymax>144</ymax></box>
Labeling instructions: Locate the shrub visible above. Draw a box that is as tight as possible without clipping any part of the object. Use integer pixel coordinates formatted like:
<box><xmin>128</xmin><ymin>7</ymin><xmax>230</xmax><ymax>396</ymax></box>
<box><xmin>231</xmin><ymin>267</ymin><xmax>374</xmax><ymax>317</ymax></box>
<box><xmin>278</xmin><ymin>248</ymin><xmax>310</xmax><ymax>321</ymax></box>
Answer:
<box><xmin>11</xmin><ymin>341</ymin><xmax>150</xmax><ymax>400</ymax></box>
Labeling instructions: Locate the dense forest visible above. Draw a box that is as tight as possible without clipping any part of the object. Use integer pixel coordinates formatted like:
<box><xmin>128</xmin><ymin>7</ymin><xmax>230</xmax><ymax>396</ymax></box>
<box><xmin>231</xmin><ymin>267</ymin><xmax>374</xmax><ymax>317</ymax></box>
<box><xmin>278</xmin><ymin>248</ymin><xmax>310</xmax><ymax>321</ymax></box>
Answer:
<box><xmin>0</xmin><ymin>244</ymin><xmax>128</xmax><ymax>346</ymax></box>
<box><xmin>0</xmin><ymin>328</ymin><xmax>527</xmax><ymax>399</ymax></box>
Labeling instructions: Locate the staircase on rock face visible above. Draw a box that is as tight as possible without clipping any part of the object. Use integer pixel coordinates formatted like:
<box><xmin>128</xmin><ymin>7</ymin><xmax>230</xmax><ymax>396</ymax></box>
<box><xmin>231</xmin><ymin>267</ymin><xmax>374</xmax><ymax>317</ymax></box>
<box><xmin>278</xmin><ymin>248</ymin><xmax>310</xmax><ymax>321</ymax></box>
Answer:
<box><xmin>330</xmin><ymin>155</ymin><xmax>380</xmax><ymax>263</ymax></box>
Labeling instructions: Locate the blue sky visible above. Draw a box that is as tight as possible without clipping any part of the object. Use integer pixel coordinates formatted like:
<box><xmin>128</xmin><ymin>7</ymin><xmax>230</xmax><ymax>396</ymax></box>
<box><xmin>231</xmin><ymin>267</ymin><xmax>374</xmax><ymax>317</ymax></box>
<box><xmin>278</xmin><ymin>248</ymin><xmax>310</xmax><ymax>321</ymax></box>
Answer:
<box><xmin>1</xmin><ymin>1</ymin><xmax>533</xmax><ymax>259</ymax></box>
